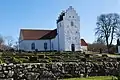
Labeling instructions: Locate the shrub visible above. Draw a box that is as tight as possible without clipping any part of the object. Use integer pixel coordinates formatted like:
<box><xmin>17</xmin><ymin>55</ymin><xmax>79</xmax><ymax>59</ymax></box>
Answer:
<box><xmin>63</xmin><ymin>74</ymin><xmax>73</xmax><ymax>78</ymax></box>
<box><xmin>9</xmin><ymin>48</ymin><xmax>15</xmax><ymax>52</ymax></box>
<box><xmin>85</xmin><ymin>54</ymin><xmax>90</xmax><ymax>58</ymax></box>
<box><xmin>0</xmin><ymin>49</ymin><xmax>3</xmax><ymax>52</ymax></box>
<box><xmin>117</xmin><ymin>58</ymin><xmax>120</xmax><ymax>61</ymax></box>
<box><xmin>38</xmin><ymin>55</ymin><xmax>45</xmax><ymax>59</ymax></box>
<box><xmin>81</xmin><ymin>58</ymin><xmax>86</xmax><ymax>62</ymax></box>
<box><xmin>29</xmin><ymin>56</ymin><xmax>37</xmax><ymax>61</ymax></box>
<box><xmin>102</xmin><ymin>54</ymin><xmax>108</xmax><ymax>57</ymax></box>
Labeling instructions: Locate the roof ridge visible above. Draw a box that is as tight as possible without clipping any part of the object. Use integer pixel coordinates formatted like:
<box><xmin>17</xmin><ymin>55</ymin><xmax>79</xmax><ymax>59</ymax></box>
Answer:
<box><xmin>21</xmin><ymin>29</ymin><xmax>53</xmax><ymax>31</ymax></box>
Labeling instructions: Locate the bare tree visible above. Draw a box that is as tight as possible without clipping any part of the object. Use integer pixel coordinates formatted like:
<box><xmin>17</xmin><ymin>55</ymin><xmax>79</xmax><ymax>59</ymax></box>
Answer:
<box><xmin>0</xmin><ymin>35</ymin><xmax>4</xmax><ymax>45</ymax></box>
<box><xmin>95</xmin><ymin>37</ymin><xmax>105</xmax><ymax>44</ymax></box>
<box><xmin>95</xmin><ymin>13</ymin><xmax>120</xmax><ymax>53</ymax></box>
<box><xmin>5</xmin><ymin>36</ymin><xmax>14</xmax><ymax>47</ymax></box>
<box><xmin>88</xmin><ymin>42</ymin><xmax>107</xmax><ymax>52</ymax></box>
<box><xmin>13</xmin><ymin>38</ymin><xmax>19</xmax><ymax>50</ymax></box>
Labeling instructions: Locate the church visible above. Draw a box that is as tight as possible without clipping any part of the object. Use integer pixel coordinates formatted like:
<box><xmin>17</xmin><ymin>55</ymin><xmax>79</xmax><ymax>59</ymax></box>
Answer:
<box><xmin>19</xmin><ymin>6</ymin><xmax>88</xmax><ymax>51</ymax></box>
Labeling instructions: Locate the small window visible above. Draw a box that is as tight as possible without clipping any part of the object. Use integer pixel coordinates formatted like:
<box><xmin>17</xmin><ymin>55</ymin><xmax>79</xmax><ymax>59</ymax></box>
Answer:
<box><xmin>44</xmin><ymin>42</ymin><xmax>47</xmax><ymax>50</ymax></box>
<box><xmin>73</xmin><ymin>16</ymin><xmax>74</xmax><ymax>18</ymax></box>
<box><xmin>75</xmin><ymin>37</ymin><xmax>77</xmax><ymax>39</ymax></box>
<box><xmin>76</xmin><ymin>31</ymin><xmax>78</xmax><ymax>33</ymax></box>
<box><xmin>67</xmin><ymin>25</ymin><xmax>69</xmax><ymax>28</ymax></box>
<box><xmin>67</xmin><ymin>31</ymin><xmax>69</xmax><ymax>33</ymax></box>
<box><xmin>71</xmin><ymin>21</ymin><xmax>74</xmax><ymax>26</ymax></box>
<box><xmin>31</xmin><ymin>43</ymin><xmax>35</xmax><ymax>50</ymax></box>
<box><xmin>69</xmin><ymin>37</ymin><xmax>71</xmax><ymax>40</ymax></box>
<box><xmin>59</xmin><ymin>23</ymin><xmax>61</xmax><ymax>27</ymax></box>
<box><xmin>69</xmin><ymin>16</ymin><xmax>71</xmax><ymax>18</ymax></box>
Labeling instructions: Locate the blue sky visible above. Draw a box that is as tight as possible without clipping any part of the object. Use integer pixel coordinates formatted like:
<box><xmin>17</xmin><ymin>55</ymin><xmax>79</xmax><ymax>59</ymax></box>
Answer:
<box><xmin>0</xmin><ymin>0</ymin><xmax>120</xmax><ymax>44</ymax></box>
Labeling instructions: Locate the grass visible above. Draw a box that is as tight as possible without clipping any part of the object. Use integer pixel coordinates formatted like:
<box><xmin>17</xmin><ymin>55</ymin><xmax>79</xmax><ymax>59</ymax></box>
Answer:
<box><xmin>0</xmin><ymin>51</ymin><xmax>120</xmax><ymax>63</ymax></box>
<box><xmin>0</xmin><ymin>57</ymin><xmax>5</xmax><ymax>64</ymax></box>
<box><xmin>63</xmin><ymin>76</ymin><xmax>116</xmax><ymax>80</ymax></box>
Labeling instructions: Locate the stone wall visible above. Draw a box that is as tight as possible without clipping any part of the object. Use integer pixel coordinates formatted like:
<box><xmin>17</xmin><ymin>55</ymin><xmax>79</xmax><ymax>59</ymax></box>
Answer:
<box><xmin>0</xmin><ymin>61</ymin><xmax>120</xmax><ymax>80</ymax></box>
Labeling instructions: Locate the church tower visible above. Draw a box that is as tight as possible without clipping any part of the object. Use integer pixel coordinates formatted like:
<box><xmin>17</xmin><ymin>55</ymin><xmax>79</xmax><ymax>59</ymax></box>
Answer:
<box><xmin>57</xmin><ymin>6</ymin><xmax>80</xmax><ymax>51</ymax></box>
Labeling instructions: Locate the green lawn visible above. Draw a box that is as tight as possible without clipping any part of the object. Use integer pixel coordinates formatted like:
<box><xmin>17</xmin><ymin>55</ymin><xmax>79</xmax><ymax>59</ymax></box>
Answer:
<box><xmin>63</xmin><ymin>76</ymin><xmax>116</xmax><ymax>80</ymax></box>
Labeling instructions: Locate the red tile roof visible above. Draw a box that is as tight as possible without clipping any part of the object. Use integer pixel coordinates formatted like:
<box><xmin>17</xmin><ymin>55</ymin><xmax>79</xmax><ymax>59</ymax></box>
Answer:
<box><xmin>40</xmin><ymin>29</ymin><xmax>57</xmax><ymax>39</ymax></box>
<box><xmin>81</xmin><ymin>39</ymin><xmax>88</xmax><ymax>46</ymax></box>
<box><xmin>20</xmin><ymin>29</ymin><xmax>57</xmax><ymax>40</ymax></box>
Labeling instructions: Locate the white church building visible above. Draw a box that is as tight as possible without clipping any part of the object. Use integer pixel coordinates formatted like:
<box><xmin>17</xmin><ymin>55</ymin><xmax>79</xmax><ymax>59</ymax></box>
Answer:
<box><xmin>19</xmin><ymin>6</ymin><xmax>87</xmax><ymax>51</ymax></box>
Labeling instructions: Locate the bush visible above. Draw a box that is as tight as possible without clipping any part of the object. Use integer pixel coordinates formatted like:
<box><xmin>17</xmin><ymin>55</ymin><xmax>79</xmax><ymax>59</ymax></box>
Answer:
<box><xmin>63</xmin><ymin>74</ymin><xmax>73</xmax><ymax>78</ymax></box>
<box><xmin>39</xmin><ymin>59</ymin><xmax>48</xmax><ymax>63</ymax></box>
<box><xmin>9</xmin><ymin>48</ymin><xmax>15</xmax><ymax>52</ymax></box>
<box><xmin>18</xmin><ymin>49</ymin><xmax>25</xmax><ymax>53</ymax></box>
<box><xmin>29</xmin><ymin>56</ymin><xmax>38</xmax><ymax>61</ymax></box>
<box><xmin>117</xmin><ymin>58</ymin><xmax>120</xmax><ymax>61</ymax></box>
<box><xmin>102</xmin><ymin>54</ymin><xmax>108</xmax><ymax>57</ymax></box>
<box><xmin>81</xmin><ymin>58</ymin><xmax>86</xmax><ymax>62</ymax></box>
<box><xmin>0</xmin><ymin>49</ymin><xmax>3</xmax><ymax>52</ymax></box>
<box><xmin>85</xmin><ymin>54</ymin><xmax>90</xmax><ymax>58</ymax></box>
<box><xmin>38</xmin><ymin>55</ymin><xmax>45</xmax><ymax>59</ymax></box>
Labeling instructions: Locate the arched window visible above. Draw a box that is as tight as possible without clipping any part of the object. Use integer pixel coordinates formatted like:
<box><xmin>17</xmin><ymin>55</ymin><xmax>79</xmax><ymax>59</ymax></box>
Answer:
<box><xmin>31</xmin><ymin>43</ymin><xmax>35</xmax><ymax>50</ymax></box>
<box><xmin>69</xmin><ymin>37</ymin><xmax>71</xmax><ymax>40</ymax></box>
<box><xmin>44</xmin><ymin>42</ymin><xmax>47</xmax><ymax>50</ymax></box>
<box><xmin>71</xmin><ymin>21</ymin><xmax>74</xmax><ymax>26</ymax></box>
<box><xmin>75</xmin><ymin>37</ymin><xmax>77</xmax><ymax>39</ymax></box>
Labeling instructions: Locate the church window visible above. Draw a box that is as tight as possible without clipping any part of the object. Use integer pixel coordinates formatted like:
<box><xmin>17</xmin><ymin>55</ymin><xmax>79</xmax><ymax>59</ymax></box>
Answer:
<box><xmin>69</xmin><ymin>37</ymin><xmax>71</xmax><ymax>40</ymax></box>
<box><xmin>71</xmin><ymin>21</ymin><xmax>74</xmax><ymax>26</ymax></box>
<box><xmin>67</xmin><ymin>31</ymin><xmax>69</xmax><ymax>33</ymax></box>
<box><xmin>59</xmin><ymin>23</ymin><xmax>61</xmax><ymax>27</ymax></box>
<box><xmin>75</xmin><ymin>37</ymin><xmax>77</xmax><ymax>39</ymax></box>
<box><xmin>31</xmin><ymin>43</ymin><xmax>35</xmax><ymax>50</ymax></box>
<box><xmin>44</xmin><ymin>42</ymin><xmax>47</xmax><ymax>50</ymax></box>
<box><xmin>75</xmin><ymin>25</ymin><xmax>77</xmax><ymax>28</ymax></box>
<box><xmin>67</xmin><ymin>25</ymin><xmax>69</xmax><ymax>28</ymax></box>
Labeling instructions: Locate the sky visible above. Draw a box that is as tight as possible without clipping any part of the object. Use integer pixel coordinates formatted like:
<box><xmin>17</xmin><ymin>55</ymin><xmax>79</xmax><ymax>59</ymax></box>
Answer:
<box><xmin>0</xmin><ymin>0</ymin><xmax>120</xmax><ymax>44</ymax></box>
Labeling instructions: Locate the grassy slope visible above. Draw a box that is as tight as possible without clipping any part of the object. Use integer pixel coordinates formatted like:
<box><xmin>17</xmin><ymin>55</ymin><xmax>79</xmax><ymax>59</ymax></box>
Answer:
<box><xmin>63</xmin><ymin>76</ymin><xmax>114</xmax><ymax>80</ymax></box>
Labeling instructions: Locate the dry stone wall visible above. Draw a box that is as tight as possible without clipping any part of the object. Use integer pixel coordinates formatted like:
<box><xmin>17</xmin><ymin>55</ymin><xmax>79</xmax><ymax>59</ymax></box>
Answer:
<box><xmin>0</xmin><ymin>61</ymin><xmax>120</xmax><ymax>80</ymax></box>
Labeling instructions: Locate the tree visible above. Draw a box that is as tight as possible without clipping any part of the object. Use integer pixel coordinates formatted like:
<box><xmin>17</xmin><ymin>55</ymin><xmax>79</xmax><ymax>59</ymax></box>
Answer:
<box><xmin>13</xmin><ymin>37</ymin><xmax>19</xmax><ymax>50</ymax></box>
<box><xmin>5</xmin><ymin>36</ymin><xmax>14</xmax><ymax>47</ymax></box>
<box><xmin>95</xmin><ymin>13</ymin><xmax>120</xmax><ymax>53</ymax></box>
<box><xmin>13</xmin><ymin>41</ymin><xmax>19</xmax><ymax>50</ymax></box>
<box><xmin>0</xmin><ymin>35</ymin><xmax>4</xmax><ymax>45</ymax></box>
<box><xmin>95</xmin><ymin>37</ymin><xmax>105</xmax><ymax>44</ymax></box>
<box><xmin>88</xmin><ymin>42</ymin><xmax>107</xmax><ymax>52</ymax></box>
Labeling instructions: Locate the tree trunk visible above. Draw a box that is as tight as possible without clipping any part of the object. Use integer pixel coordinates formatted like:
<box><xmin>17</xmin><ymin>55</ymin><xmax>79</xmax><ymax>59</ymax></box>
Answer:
<box><xmin>107</xmin><ymin>46</ymin><xmax>110</xmax><ymax>53</ymax></box>
<box><xmin>106</xmin><ymin>37</ymin><xmax>110</xmax><ymax>53</ymax></box>
<box><xmin>107</xmin><ymin>45</ymin><xmax>112</xmax><ymax>53</ymax></box>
